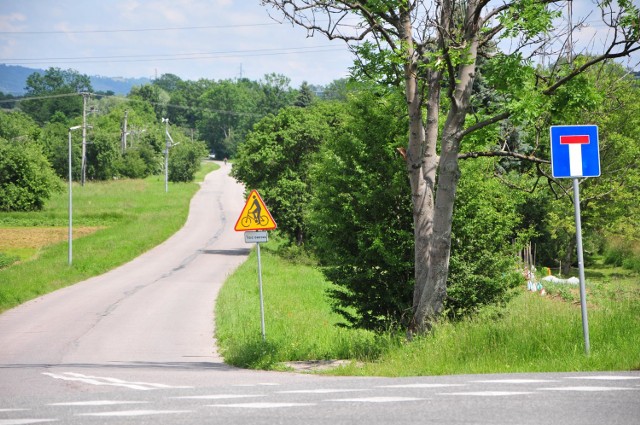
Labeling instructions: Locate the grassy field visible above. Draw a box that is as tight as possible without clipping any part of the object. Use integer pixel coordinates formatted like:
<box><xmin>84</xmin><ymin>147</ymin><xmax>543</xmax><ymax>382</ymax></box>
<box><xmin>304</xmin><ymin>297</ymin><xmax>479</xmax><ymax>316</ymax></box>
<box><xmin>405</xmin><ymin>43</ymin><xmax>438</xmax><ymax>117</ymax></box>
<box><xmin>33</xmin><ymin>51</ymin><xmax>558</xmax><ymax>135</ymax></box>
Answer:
<box><xmin>216</xmin><ymin>240</ymin><xmax>640</xmax><ymax>376</ymax></box>
<box><xmin>0</xmin><ymin>162</ymin><xmax>218</xmax><ymax>313</ymax></box>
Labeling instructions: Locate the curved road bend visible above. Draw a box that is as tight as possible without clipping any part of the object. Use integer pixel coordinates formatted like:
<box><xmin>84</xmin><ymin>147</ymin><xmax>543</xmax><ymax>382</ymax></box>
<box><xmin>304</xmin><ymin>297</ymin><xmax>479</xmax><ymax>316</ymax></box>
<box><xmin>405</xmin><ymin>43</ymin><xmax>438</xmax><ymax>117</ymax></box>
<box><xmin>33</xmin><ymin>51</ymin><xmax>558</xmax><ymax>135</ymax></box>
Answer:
<box><xmin>0</xmin><ymin>165</ymin><xmax>309</xmax><ymax>386</ymax></box>
<box><xmin>0</xmin><ymin>165</ymin><xmax>638</xmax><ymax>424</ymax></box>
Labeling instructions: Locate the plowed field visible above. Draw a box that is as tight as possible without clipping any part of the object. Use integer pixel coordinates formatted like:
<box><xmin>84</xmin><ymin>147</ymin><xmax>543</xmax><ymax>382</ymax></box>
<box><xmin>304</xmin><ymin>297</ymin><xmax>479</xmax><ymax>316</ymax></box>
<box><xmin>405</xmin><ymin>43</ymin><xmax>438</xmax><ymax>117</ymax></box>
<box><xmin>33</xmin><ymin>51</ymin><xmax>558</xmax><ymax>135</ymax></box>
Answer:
<box><xmin>0</xmin><ymin>227</ymin><xmax>101</xmax><ymax>250</ymax></box>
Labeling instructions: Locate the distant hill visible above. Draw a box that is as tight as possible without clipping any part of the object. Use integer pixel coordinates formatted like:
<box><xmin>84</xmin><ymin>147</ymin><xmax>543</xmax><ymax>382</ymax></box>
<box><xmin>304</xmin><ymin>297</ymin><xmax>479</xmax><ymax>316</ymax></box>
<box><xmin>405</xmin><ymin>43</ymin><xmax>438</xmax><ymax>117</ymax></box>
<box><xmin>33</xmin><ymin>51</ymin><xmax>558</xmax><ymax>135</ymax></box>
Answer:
<box><xmin>0</xmin><ymin>64</ymin><xmax>150</xmax><ymax>96</ymax></box>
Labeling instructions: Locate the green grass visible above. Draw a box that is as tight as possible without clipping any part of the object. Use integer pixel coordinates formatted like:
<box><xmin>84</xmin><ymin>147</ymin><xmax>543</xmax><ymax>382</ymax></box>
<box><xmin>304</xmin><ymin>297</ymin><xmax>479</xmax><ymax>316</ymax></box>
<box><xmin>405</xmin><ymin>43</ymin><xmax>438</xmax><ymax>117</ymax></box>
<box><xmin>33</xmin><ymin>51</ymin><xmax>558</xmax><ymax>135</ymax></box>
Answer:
<box><xmin>0</xmin><ymin>162</ymin><xmax>218</xmax><ymax>313</ymax></box>
<box><xmin>215</xmin><ymin>241</ymin><xmax>392</xmax><ymax>369</ymax></box>
<box><xmin>216</xmin><ymin>240</ymin><xmax>640</xmax><ymax>375</ymax></box>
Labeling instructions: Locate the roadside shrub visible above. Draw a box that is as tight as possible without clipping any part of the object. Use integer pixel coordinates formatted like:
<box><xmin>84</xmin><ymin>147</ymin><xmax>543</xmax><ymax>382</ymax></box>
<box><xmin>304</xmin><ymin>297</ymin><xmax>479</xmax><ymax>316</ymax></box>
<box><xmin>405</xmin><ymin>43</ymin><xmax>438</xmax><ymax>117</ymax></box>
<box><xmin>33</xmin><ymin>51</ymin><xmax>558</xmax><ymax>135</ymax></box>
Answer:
<box><xmin>168</xmin><ymin>140</ymin><xmax>207</xmax><ymax>182</ymax></box>
<box><xmin>0</xmin><ymin>138</ymin><xmax>61</xmax><ymax>211</ymax></box>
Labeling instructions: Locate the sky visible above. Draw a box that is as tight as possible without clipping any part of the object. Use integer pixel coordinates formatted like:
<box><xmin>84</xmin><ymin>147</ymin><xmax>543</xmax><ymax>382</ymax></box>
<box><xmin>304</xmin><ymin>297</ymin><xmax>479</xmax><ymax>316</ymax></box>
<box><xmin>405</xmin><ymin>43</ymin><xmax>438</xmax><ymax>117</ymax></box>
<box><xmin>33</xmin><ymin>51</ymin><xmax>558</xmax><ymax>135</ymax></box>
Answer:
<box><xmin>0</xmin><ymin>1</ymin><xmax>637</xmax><ymax>88</ymax></box>
<box><xmin>0</xmin><ymin>0</ymin><xmax>355</xmax><ymax>87</ymax></box>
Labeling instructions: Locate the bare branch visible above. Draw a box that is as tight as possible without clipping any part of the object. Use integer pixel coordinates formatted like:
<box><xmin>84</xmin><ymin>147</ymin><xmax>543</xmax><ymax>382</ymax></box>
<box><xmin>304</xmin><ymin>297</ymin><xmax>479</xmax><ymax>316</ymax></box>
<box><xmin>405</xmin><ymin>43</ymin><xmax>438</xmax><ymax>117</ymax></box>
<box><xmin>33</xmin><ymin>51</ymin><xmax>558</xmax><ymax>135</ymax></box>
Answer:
<box><xmin>458</xmin><ymin>150</ymin><xmax>550</xmax><ymax>164</ymax></box>
<box><xmin>459</xmin><ymin>111</ymin><xmax>511</xmax><ymax>139</ymax></box>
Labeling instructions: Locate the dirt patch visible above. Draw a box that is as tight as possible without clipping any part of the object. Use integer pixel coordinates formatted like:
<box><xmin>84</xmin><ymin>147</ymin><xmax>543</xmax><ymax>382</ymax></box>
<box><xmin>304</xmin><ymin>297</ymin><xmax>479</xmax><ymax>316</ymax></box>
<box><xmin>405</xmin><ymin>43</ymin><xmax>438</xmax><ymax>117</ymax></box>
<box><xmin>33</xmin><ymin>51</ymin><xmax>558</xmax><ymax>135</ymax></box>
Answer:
<box><xmin>0</xmin><ymin>227</ymin><xmax>102</xmax><ymax>250</ymax></box>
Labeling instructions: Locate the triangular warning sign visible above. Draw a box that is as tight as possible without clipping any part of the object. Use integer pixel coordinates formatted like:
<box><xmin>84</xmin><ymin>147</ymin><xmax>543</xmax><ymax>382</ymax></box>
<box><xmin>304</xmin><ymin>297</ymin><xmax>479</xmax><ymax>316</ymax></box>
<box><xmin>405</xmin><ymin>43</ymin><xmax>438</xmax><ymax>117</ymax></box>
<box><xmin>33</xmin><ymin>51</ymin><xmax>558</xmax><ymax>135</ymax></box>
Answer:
<box><xmin>234</xmin><ymin>190</ymin><xmax>277</xmax><ymax>231</ymax></box>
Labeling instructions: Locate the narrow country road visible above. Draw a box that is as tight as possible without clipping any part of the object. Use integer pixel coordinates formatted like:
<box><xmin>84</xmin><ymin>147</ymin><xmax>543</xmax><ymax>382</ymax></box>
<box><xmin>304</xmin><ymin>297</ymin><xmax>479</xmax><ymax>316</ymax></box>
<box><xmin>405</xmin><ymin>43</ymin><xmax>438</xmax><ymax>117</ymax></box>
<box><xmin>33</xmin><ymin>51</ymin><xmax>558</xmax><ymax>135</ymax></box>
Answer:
<box><xmin>0</xmin><ymin>163</ymin><xmax>249</xmax><ymax>368</ymax></box>
<box><xmin>0</xmin><ymin>165</ymin><xmax>638</xmax><ymax>424</ymax></box>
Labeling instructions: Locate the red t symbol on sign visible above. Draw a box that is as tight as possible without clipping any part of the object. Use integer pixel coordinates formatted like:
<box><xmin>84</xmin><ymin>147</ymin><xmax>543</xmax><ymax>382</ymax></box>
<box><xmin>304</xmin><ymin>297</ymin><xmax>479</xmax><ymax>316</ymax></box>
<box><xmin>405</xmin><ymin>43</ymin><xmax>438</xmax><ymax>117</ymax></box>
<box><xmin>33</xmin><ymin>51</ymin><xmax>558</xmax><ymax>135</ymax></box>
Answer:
<box><xmin>560</xmin><ymin>135</ymin><xmax>589</xmax><ymax>176</ymax></box>
<box><xmin>560</xmin><ymin>135</ymin><xmax>590</xmax><ymax>144</ymax></box>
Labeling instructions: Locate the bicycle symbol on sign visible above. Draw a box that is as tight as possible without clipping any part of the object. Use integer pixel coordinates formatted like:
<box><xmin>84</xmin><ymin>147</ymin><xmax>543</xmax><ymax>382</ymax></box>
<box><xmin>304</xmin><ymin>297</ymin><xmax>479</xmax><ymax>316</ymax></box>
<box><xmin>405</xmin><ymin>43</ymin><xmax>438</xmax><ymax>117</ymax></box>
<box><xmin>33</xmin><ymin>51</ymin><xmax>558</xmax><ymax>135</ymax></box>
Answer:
<box><xmin>240</xmin><ymin>195</ymin><xmax>269</xmax><ymax>228</ymax></box>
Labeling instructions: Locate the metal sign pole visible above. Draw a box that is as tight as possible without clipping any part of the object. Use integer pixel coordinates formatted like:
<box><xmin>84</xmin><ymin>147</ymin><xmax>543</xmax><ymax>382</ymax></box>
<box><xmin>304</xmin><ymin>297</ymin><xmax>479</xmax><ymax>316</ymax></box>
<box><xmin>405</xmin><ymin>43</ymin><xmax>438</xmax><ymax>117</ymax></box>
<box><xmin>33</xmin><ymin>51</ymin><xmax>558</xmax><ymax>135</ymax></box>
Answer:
<box><xmin>256</xmin><ymin>242</ymin><xmax>266</xmax><ymax>342</ymax></box>
<box><xmin>572</xmin><ymin>178</ymin><xmax>591</xmax><ymax>355</ymax></box>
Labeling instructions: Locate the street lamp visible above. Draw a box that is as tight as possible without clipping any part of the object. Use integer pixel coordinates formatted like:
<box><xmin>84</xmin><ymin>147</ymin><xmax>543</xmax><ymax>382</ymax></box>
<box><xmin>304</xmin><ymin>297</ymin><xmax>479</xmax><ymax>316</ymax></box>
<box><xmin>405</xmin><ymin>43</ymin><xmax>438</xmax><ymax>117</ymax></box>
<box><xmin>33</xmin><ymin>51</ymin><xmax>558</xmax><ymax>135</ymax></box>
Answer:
<box><xmin>68</xmin><ymin>125</ymin><xmax>82</xmax><ymax>265</ymax></box>
<box><xmin>161</xmin><ymin>118</ymin><xmax>178</xmax><ymax>193</ymax></box>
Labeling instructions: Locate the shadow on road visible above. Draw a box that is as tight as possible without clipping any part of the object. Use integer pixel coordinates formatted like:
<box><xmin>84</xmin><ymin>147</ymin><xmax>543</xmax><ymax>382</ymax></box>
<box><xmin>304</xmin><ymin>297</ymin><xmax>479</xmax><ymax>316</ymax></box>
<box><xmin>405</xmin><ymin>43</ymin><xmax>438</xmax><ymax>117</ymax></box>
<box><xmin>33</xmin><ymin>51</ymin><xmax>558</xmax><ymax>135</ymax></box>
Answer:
<box><xmin>201</xmin><ymin>248</ymin><xmax>251</xmax><ymax>256</ymax></box>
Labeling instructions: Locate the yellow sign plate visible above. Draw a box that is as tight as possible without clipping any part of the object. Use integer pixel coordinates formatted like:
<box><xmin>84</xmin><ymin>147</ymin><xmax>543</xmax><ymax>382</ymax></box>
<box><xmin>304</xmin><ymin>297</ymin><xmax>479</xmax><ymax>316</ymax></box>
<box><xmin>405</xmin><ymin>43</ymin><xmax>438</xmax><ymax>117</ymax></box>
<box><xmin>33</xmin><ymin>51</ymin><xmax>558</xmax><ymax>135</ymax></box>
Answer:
<box><xmin>234</xmin><ymin>190</ymin><xmax>277</xmax><ymax>231</ymax></box>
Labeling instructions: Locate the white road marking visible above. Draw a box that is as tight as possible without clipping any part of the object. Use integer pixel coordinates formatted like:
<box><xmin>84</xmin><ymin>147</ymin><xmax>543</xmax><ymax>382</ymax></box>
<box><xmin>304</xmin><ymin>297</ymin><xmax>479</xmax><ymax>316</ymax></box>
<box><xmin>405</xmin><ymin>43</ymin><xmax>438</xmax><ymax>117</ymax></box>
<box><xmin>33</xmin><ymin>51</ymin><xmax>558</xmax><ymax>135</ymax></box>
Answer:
<box><xmin>565</xmin><ymin>376</ymin><xmax>640</xmax><ymax>381</ymax></box>
<box><xmin>378</xmin><ymin>383</ymin><xmax>466</xmax><ymax>389</ymax></box>
<box><xmin>210</xmin><ymin>402</ymin><xmax>314</xmax><ymax>408</ymax></box>
<box><xmin>328</xmin><ymin>397</ymin><xmax>424</xmax><ymax>403</ymax></box>
<box><xmin>42</xmin><ymin>372</ymin><xmax>191</xmax><ymax>391</ymax></box>
<box><xmin>48</xmin><ymin>400</ymin><xmax>146</xmax><ymax>406</ymax></box>
<box><xmin>440</xmin><ymin>391</ymin><xmax>533</xmax><ymax>396</ymax></box>
<box><xmin>538</xmin><ymin>386</ymin><xmax>638</xmax><ymax>392</ymax></box>
<box><xmin>233</xmin><ymin>383</ymin><xmax>280</xmax><ymax>387</ymax></box>
<box><xmin>77</xmin><ymin>410</ymin><xmax>190</xmax><ymax>417</ymax></box>
<box><xmin>279</xmin><ymin>389</ymin><xmax>366</xmax><ymax>394</ymax></box>
<box><xmin>172</xmin><ymin>394</ymin><xmax>265</xmax><ymax>400</ymax></box>
<box><xmin>0</xmin><ymin>410</ymin><xmax>28</xmax><ymax>412</ymax></box>
<box><xmin>0</xmin><ymin>420</ymin><xmax>58</xmax><ymax>425</ymax></box>
<box><xmin>472</xmin><ymin>379</ymin><xmax>558</xmax><ymax>384</ymax></box>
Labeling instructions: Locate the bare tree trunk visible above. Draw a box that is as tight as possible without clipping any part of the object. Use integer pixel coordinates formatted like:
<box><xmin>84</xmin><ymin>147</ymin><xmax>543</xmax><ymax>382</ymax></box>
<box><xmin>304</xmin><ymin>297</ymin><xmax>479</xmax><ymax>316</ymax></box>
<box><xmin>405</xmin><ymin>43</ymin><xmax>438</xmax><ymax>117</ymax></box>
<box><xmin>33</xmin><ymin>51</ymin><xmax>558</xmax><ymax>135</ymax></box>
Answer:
<box><xmin>409</xmin><ymin>0</ymin><xmax>480</xmax><ymax>333</ymax></box>
<box><xmin>562</xmin><ymin>238</ymin><xmax>575</xmax><ymax>276</ymax></box>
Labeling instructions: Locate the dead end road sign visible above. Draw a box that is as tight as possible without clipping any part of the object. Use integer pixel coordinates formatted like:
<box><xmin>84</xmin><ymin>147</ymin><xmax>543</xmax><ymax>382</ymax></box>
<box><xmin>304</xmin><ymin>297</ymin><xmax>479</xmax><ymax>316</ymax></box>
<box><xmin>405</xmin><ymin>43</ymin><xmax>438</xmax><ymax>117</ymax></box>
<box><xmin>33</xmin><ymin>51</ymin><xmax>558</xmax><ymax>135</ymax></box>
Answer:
<box><xmin>550</xmin><ymin>125</ymin><xmax>600</xmax><ymax>178</ymax></box>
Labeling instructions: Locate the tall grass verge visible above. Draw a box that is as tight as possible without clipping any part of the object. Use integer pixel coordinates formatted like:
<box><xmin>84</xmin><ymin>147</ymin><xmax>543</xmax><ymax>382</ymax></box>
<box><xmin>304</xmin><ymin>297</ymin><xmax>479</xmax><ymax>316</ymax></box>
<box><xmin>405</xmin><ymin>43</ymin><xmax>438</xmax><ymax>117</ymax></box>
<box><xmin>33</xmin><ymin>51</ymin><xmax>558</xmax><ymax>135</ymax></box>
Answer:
<box><xmin>0</xmin><ymin>162</ymin><xmax>218</xmax><ymax>313</ymax></box>
<box><xmin>216</xmin><ymin>240</ymin><xmax>639</xmax><ymax>375</ymax></box>
<box><xmin>215</xmin><ymin>241</ymin><xmax>396</xmax><ymax>369</ymax></box>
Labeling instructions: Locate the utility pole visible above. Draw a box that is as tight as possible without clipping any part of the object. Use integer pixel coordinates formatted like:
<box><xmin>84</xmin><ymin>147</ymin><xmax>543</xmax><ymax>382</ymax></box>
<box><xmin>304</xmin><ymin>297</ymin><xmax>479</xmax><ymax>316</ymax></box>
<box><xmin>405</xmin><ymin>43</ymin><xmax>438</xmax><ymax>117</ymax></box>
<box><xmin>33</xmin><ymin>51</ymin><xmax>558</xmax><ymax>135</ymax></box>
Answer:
<box><xmin>80</xmin><ymin>93</ymin><xmax>88</xmax><ymax>186</ymax></box>
<box><xmin>121</xmin><ymin>110</ymin><xmax>128</xmax><ymax>153</ymax></box>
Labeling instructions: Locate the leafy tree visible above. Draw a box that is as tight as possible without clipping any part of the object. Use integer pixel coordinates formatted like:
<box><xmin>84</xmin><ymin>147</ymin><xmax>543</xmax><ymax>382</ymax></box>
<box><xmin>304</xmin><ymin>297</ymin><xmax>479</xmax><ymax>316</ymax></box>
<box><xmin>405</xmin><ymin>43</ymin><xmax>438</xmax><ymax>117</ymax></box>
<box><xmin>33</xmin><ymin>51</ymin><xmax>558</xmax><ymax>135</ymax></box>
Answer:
<box><xmin>39</xmin><ymin>121</ymin><xmax>78</xmax><ymax>180</ymax></box>
<box><xmin>232</xmin><ymin>103</ymin><xmax>345</xmax><ymax>244</ymax></box>
<box><xmin>166</xmin><ymin>79</ymin><xmax>214</xmax><ymax>128</ymax></box>
<box><xmin>258</xmin><ymin>73</ymin><xmax>296</xmax><ymax>114</ymax></box>
<box><xmin>320</xmin><ymin>78</ymin><xmax>350</xmax><ymax>101</ymax></box>
<box><xmin>20</xmin><ymin>67</ymin><xmax>92</xmax><ymax>124</ymax></box>
<box><xmin>263</xmin><ymin>0</ymin><xmax>640</xmax><ymax>333</ymax></box>
<box><xmin>128</xmin><ymin>84</ymin><xmax>169</xmax><ymax>120</ymax></box>
<box><xmin>308</xmin><ymin>88</ymin><xmax>524</xmax><ymax>330</ymax></box>
<box><xmin>168</xmin><ymin>137</ymin><xmax>207</xmax><ymax>183</ymax></box>
<box><xmin>0</xmin><ymin>137</ymin><xmax>61</xmax><ymax>211</ymax></box>
<box><xmin>86</xmin><ymin>128</ymin><xmax>120</xmax><ymax>181</ymax></box>
<box><xmin>529</xmin><ymin>61</ymin><xmax>640</xmax><ymax>273</ymax></box>
<box><xmin>308</xmin><ymin>89</ymin><xmax>414</xmax><ymax>330</ymax></box>
<box><xmin>294</xmin><ymin>81</ymin><xmax>315</xmax><ymax>107</ymax></box>
<box><xmin>0</xmin><ymin>110</ymin><xmax>41</xmax><ymax>141</ymax></box>
<box><xmin>197</xmin><ymin>80</ymin><xmax>259</xmax><ymax>159</ymax></box>
<box><xmin>153</xmin><ymin>73</ymin><xmax>183</xmax><ymax>92</ymax></box>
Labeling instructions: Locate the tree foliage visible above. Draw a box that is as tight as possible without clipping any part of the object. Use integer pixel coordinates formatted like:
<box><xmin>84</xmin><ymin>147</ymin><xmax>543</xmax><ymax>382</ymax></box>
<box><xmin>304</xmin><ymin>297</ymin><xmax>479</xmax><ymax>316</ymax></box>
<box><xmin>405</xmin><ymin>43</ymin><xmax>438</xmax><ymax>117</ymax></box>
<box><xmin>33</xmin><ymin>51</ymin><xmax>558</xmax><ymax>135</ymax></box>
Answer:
<box><xmin>20</xmin><ymin>67</ymin><xmax>92</xmax><ymax>125</ymax></box>
<box><xmin>0</xmin><ymin>136</ymin><xmax>61</xmax><ymax>212</ymax></box>
<box><xmin>262</xmin><ymin>0</ymin><xmax>640</xmax><ymax>333</ymax></box>
<box><xmin>232</xmin><ymin>103</ymin><xmax>345</xmax><ymax>244</ymax></box>
<box><xmin>308</xmin><ymin>88</ymin><xmax>414</xmax><ymax>330</ymax></box>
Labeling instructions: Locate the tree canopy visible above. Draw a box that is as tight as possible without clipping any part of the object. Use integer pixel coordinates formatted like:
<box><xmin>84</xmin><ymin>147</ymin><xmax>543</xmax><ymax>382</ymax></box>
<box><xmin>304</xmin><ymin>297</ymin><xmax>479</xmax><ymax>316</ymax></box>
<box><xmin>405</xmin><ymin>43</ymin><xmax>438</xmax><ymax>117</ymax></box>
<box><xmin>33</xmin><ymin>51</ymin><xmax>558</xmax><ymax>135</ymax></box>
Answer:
<box><xmin>262</xmin><ymin>0</ymin><xmax>640</xmax><ymax>333</ymax></box>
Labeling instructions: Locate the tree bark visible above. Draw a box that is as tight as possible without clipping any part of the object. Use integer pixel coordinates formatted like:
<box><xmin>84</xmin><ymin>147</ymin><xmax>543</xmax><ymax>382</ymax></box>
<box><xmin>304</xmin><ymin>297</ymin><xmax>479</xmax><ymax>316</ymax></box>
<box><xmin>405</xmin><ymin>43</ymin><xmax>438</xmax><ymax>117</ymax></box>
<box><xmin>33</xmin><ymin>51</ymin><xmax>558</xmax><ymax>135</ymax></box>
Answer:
<box><xmin>409</xmin><ymin>0</ymin><xmax>480</xmax><ymax>334</ymax></box>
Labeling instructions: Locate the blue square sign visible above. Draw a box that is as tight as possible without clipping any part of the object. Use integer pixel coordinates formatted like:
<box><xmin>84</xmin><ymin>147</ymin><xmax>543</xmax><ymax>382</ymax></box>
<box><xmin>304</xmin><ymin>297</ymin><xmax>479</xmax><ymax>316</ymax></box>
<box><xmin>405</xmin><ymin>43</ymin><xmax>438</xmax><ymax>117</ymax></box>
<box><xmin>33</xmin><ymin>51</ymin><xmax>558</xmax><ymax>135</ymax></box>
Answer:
<box><xmin>550</xmin><ymin>125</ymin><xmax>600</xmax><ymax>178</ymax></box>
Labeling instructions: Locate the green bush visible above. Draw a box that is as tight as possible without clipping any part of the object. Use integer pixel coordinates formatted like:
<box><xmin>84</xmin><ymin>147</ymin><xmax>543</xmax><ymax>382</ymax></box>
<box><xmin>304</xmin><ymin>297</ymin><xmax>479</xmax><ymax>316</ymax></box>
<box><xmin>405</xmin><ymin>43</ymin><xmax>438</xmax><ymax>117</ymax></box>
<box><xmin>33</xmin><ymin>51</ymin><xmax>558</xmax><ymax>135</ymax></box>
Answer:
<box><xmin>168</xmin><ymin>140</ymin><xmax>207</xmax><ymax>182</ymax></box>
<box><xmin>0</xmin><ymin>138</ymin><xmax>61</xmax><ymax>212</ymax></box>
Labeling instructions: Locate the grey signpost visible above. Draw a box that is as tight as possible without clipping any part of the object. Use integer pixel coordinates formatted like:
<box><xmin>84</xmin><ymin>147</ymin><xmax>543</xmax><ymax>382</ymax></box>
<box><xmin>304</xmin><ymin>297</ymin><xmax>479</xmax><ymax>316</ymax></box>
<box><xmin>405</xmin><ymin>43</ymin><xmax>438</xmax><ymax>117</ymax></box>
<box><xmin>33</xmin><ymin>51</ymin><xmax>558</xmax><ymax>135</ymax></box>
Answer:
<box><xmin>245</xmin><ymin>231</ymin><xmax>269</xmax><ymax>341</ymax></box>
<box><xmin>550</xmin><ymin>125</ymin><xmax>600</xmax><ymax>355</ymax></box>
<box><xmin>67</xmin><ymin>125</ymin><xmax>82</xmax><ymax>265</ymax></box>
<box><xmin>235</xmin><ymin>190</ymin><xmax>277</xmax><ymax>342</ymax></box>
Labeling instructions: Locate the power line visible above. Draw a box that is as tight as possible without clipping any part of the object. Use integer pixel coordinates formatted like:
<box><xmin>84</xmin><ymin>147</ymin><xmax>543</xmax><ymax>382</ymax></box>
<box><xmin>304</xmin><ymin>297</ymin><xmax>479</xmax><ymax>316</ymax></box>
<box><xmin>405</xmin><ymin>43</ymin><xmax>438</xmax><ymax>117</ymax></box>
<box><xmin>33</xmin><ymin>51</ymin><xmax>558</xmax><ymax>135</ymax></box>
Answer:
<box><xmin>2</xmin><ymin>47</ymin><xmax>341</xmax><ymax>66</ymax></box>
<box><xmin>2</xmin><ymin>45</ymin><xmax>340</xmax><ymax>63</ymax></box>
<box><xmin>0</xmin><ymin>22</ymin><xmax>281</xmax><ymax>35</ymax></box>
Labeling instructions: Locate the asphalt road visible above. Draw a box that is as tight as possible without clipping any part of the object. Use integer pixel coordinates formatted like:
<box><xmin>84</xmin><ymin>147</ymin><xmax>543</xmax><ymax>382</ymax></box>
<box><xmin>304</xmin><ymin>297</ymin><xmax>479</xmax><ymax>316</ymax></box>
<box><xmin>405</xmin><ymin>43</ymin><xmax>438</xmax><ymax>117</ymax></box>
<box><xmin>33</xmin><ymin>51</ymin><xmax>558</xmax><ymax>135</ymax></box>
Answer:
<box><xmin>1</xmin><ymin>165</ymin><xmax>638</xmax><ymax>424</ymax></box>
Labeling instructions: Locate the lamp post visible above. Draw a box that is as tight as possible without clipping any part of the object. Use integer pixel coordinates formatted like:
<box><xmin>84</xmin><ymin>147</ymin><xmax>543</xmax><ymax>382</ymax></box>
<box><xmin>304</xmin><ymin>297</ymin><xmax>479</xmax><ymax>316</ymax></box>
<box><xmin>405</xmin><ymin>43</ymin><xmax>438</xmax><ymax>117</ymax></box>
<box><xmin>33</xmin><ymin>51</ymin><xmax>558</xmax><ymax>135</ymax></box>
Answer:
<box><xmin>161</xmin><ymin>118</ymin><xmax>169</xmax><ymax>193</ymax></box>
<box><xmin>68</xmin><ymin>125</ymin><xmax>82</xmax><ymax>265</ymax></box>
<box><xmin>161</xmin><ymin>118</ymin><xmax>178</xmax><ymax>193</ymax></box>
